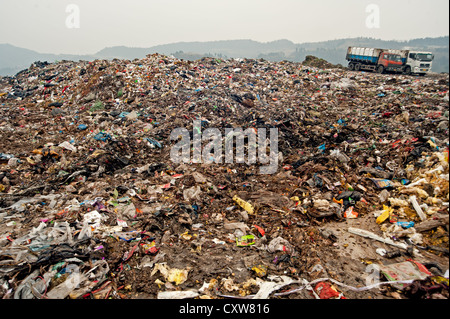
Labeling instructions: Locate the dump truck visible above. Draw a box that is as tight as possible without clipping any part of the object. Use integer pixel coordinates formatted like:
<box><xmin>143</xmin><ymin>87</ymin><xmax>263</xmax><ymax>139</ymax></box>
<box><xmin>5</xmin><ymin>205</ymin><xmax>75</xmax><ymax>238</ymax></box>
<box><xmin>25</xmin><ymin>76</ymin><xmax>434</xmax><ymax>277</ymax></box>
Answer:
<box><xmin>346</xmin><ymin>47</ymin><xmax>434</xmax><ymax>76</ymax></box>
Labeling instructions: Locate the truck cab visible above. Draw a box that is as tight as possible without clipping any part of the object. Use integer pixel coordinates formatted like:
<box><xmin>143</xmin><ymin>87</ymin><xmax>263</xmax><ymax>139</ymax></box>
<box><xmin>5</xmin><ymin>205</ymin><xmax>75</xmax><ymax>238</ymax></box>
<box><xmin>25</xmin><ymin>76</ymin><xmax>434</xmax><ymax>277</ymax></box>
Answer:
<box><xmin>405</xmin><ymin>51</ymin><xmax>434</xmax><ymax>76</ymax></box>
<box><xmin>377</xmin><ymin>52</ymin><xmax>404</xmax><ymax>74</ymax></box>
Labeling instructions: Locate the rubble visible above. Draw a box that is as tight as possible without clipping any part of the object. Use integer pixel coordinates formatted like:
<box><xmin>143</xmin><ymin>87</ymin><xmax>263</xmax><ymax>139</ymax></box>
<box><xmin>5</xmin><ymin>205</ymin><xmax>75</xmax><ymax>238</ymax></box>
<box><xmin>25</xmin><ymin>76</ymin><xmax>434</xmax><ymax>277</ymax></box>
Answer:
<box><xmin>0</xmin><ymin>53</ymin><xmax>448</xmax><ymax>299</ymax></box>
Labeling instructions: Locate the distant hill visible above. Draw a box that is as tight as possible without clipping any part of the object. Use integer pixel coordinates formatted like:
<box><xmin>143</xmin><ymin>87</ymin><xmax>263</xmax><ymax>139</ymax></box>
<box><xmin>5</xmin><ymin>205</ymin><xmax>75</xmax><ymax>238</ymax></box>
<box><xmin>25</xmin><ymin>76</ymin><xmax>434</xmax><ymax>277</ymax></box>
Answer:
<box><xmin>95</xmin><ymin>39</ymin><xmax>297</xmax><ymax>60</ymax></box>
<box><xmin>1</xmin><ymin>36</ymin><xmax>448</xmax><ymax>76</ymax></box>
<box><xmin>0</xmin><ymin>43</ymin><xmax>95</xmax><ymax>76</ymax></box>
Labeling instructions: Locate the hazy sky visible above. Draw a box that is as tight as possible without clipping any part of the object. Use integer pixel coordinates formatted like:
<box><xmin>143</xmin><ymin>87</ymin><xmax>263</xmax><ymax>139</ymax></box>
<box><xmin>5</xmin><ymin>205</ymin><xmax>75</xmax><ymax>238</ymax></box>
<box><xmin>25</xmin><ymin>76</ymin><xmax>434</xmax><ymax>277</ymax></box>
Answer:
<box><xmin>0</xmin><ymin>0</ymin><xmax>448</xmax><ymax>55</ymax></box>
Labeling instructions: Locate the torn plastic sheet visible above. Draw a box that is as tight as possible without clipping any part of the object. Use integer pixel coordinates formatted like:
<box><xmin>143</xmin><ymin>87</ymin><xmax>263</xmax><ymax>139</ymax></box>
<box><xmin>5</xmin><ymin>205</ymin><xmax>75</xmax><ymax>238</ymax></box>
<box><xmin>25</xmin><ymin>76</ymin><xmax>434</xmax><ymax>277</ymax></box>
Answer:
<box><xmin>379</xmin><ymin>260</ymin><xmax>432</xmax><ymax>289</ymax></box>
<box><xmin>348</xmin><ymin>227</ymin><xmax>416</xmax><ymax>252</ymax></box>
<box><xmin>218</xmin><ymin>276</ymin><xmax>417</xmax><ymax>299</ymax></box>
<box><xmin>157</xmin><ymin>290</ymin><xmax>200</xmax><ymax>299</ymax></box>
<box><xmin>0</xmin><ymin>195</ymin><xmax>61</xmax><ymax>213</ymax></box>
<box><xmin>11</xmin><ymin>221</ymin><xmax>74</xmax><ymax>251</ymax></box>
<box><xmin>253</xmin><ymin>276</ymin><xmax>301</xmax><ymax>299</ymax></box>
<box><xmin>145</xmin><ymin>138</ymin><xmax>162</xmax><ymax>149</ymax></box>
<box><xmin>273</xmin><ymin>277</ymin><xmax>418</xmax><ymax>297</ymax></box>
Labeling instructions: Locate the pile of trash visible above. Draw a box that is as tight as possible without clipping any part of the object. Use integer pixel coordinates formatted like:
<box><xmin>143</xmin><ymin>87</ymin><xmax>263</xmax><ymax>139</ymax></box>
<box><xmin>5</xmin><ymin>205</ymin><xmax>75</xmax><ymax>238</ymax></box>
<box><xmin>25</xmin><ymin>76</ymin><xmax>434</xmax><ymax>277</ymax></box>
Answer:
<box><xmin>302</xmin><ymin>55</ymin><xmax>344</xmax><ymax>70</ymax></box>
<box><xmin>0</xmin><ymin>53</ymin><xmax>448</xmax><ymax>299</ymax></box>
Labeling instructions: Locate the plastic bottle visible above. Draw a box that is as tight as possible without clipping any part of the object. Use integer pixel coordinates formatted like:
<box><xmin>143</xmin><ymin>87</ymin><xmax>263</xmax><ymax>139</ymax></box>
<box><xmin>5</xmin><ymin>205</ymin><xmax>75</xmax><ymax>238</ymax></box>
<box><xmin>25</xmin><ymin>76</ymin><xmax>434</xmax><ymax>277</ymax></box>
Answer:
<box><xmin>409</xmin><ymin>195</ymin><xmax>427</xmax><ymax>221</ymax></box>
<box><xmin>330</xmin><ymin>149</ymin><xmax>350</xmax><ymax>164</ymax></box>
<box><xmin>378</xmin><ymin>189</ymin><xmax>390</xmax><ymax>203</ymax></box>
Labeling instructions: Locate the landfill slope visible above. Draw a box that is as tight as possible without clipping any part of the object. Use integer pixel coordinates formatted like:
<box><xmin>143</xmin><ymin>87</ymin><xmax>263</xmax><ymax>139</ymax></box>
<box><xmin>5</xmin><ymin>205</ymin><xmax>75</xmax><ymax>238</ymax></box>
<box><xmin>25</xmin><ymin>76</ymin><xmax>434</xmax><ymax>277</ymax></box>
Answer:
<box><xmin>0</xmin><ymin>54</ymin><xmax>448</xmax><ymax>300</ymax></box>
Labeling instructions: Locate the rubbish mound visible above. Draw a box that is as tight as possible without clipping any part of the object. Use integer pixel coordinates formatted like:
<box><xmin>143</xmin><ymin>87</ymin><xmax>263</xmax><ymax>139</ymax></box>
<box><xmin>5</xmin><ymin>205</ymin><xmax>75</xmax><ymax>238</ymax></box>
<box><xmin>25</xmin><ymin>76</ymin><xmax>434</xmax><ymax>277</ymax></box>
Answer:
<box><xmin>302</xmin><ymin>55</ymin><xmax>343</xmax><ymax>69</ymax></box>
<box><xmin>0</xmin><ymin>53</ymin><xmax>448</xmax><ymax>300</ymax></box>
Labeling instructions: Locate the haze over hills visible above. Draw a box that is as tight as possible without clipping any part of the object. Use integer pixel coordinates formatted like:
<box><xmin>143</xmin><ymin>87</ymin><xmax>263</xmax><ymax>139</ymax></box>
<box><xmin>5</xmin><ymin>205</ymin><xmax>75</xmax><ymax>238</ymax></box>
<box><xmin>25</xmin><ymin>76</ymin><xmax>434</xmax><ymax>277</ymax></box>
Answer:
<box><xmin>0</xmin><ymin>44</ymin><xmax>96</xmax><ymax>76</ymax></box>
<box><xmin>1</xmin><ymin>36</ymin><xmax>448</xmax><ymax>76</ymax></box>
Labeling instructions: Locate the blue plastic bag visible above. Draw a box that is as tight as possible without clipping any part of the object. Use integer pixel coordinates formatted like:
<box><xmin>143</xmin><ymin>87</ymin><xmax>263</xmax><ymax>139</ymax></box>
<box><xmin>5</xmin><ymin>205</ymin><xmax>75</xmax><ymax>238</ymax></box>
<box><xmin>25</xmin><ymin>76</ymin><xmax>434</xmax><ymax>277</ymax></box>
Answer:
<box><xmin>94</xmin><ymin>132</ymin><xmax>112</xmax><ymax>142</ymax></box>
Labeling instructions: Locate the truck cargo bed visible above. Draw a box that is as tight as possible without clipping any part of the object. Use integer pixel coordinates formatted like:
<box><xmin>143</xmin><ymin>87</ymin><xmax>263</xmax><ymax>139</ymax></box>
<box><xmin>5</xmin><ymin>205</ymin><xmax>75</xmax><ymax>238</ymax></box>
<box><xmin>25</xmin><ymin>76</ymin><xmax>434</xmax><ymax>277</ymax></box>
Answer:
<box><xmin>346</xmin><ymin>47</ymin><xmax>383</xmax><ymax>65</ymax></box>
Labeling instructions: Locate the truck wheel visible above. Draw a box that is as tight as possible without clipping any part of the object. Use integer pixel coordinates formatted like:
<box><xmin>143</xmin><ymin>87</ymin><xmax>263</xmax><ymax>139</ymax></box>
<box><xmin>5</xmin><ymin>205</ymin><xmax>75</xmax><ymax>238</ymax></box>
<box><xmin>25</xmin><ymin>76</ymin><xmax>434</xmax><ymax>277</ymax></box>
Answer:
<box><xmin>404</xmin><ymin>66</ymin><xmax>411</xmax><ymax>75</ymax></box>
<box><xmin>355</xmin><ymin>64</ymin><xmax>361</xmax><ymax>71</ymax></box>
<box><xmin>348</xmin><ymin>63</ymin><xmax>355</xmax><ymax>71</ymax></box>
<box><xmin>377</xmin><ymin>65</ymin><xmax>385</xmax><ymax>74</ymax></box>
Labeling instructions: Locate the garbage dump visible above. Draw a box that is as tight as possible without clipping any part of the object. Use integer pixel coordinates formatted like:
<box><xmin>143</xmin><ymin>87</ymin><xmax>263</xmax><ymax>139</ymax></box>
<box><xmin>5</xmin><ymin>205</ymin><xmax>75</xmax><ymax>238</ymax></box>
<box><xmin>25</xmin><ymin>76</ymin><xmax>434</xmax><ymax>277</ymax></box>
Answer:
<box><xmin>0</xmin><ymin>54</ymin><xmax>448</xmax><ymax>299</ymax></box>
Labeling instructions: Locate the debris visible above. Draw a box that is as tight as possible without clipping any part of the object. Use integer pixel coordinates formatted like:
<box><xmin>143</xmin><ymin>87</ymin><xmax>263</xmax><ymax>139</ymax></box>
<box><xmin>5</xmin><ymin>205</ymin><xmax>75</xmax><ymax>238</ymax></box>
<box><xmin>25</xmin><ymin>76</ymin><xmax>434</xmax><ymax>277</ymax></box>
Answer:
<box><xmin>253</xmin><ymin>276</ymin><xmax>301</xmax><ymax>299</ymax></box>
<box><xmin>151</xmin><ymin>263</ymin><xmax>190</xmax><ymax>286</ymax></box>
<box><xmin>236</xmin><ymin>235</ymin><xmax>256</xmax><ymax>247</ymax></box>
<box><xmin>379</xmin><ymin>260</ymin><xmax>432</xmax><ymax>289</ymax></box>
<box><xmin>233</xmin><ymin>196</ymin><xmax>255</xmax><ymax>215</ymax></box>
<box><xmin>0</xmin><ymin>53</ymin><xmax>447</xmax><ymax>300</ymax></box>
<box><xmin>344</xmin><ymin>206</ymin><xmax>359</xmax><ymax>219</ymax></box>
<box><xmin>376</xmin><ymin>205</ymin><xmax>394</xmax><ymax>224</ymax></box>
<box><xmin>348</xmin><ymin>227</ymin><xmax>411</xmax><ymax>251</ymax></box>
<box><xmin>251</xmin><ymin>265</ymin><xmax>268</xmax><ymax>278</ymax></box>
<box><xmin>410</xmin><ymin>195</ymin><xmax>428</xmax><ymax>221</ymax></box>
<box><xmin>157</xmin><ymin>290</ymin><xmax>200</xmax><ymax>299</ymax></box>
<box><xmin>313</xmin><ymin>282</ymin><xmax>346</xmax><ymax>299</ymax></box>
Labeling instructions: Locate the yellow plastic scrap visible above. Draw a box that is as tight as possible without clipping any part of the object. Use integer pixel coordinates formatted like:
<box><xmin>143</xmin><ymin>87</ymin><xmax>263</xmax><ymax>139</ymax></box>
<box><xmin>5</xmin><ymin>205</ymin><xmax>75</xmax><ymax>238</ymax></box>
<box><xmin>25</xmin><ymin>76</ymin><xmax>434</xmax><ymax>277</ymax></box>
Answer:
<box><xmin>151</xmin><ymin>263</ymin><xmax>190</xmax><ymax>286</ymax></box>
<box><xmin>290</xmin><ymin>196</ymin><xmax>301</xmax><ymax>207</ymax></box>
<box><xmin>154</xmin><ymin>279</ymin><xmax>164</xmax><ymax>288</ymax></box>
<box><xmin>376</xmin><ymin>205</ymin><xmax>394</xmax><ymax>224</ymax></box>
<box><xmin>251</xmin><ymin>265</ymin><xmax>268</xmax><ymax>278</ymax></box>
<box><xmin>89</xmin><ymin>149</ymin><xmax>107</xmax><ymax>159</ymax></box>
<box><xmin>427</xmin><ymin>140</ymin><xmax>438</xmax><ymax>149</ymax></box>
<box><xmin>233</xmin><ymin>195</ymin><xmax>255</xmax><ymax>215</ymax></box>
<box><xmin>432</xmin><ymin>276</ymin><xmax>449</xmax><ymax>286</ymax></box>
<box><xmin>180</xmin><ymin>231</ymin><xmax>192</xmax><ymax>241</ymax></box>
<box><xmin>167</xmin><ymin>269</ymin><xmax>189</xmax><ymax>286</ymax></box>
<box><xmin>32</xmin><ymin>149</ymin><xmax>43</xmax><ymax>155</ymax></box>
